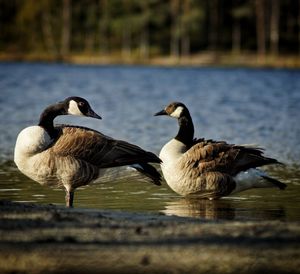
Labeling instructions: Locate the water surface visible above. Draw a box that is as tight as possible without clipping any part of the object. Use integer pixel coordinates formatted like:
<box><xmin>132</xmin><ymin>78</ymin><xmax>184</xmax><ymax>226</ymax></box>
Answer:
<box><xmin>1</xmin><ymin>62</ymin><xmax>300</xmax><ymax>221</ymax></box>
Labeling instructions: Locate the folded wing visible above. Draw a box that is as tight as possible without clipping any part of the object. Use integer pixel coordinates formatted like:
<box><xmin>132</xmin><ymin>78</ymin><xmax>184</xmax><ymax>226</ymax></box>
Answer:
<box><xmin>49</xmin><ymin>125</ymin><xmax>161</xmax><ymax>184</ymax></box>
<box><xmin>184</xmin><ymin>138</ymin><xmax>280</xmax><ymax>176</ymax></box>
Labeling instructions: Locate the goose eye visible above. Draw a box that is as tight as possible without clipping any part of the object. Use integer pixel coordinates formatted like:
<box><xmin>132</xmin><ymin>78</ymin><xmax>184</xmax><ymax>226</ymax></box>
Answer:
<box><xmin>78</xmin><ymin>102</ymin><xmax>85</xmax><ymax>107</ymax></box>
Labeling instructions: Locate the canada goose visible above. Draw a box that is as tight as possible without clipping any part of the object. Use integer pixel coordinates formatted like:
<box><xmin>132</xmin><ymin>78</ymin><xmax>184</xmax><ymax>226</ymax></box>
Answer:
<box><xmin>154</xmin><ymin>102</ymin><xmax>286</xmax><ymax>199</ymax></box>
<box><xmin>14</xmin><ymin>96</ymin><xmax>161</xmax><ymax>207</ymax></box>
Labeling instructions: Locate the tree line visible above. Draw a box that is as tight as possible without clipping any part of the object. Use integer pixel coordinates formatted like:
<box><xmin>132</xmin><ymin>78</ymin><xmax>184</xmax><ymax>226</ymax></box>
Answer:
<box><xmin>0</xmin><ymin>0</ymin><xmax>299</xmax><ymax>61</ymax></box>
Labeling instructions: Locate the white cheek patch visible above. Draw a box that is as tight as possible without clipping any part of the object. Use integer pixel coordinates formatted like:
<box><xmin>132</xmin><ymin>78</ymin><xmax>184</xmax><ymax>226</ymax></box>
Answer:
<box><xmin>170</xmin><ymin>106</ymin><xmax>184</xmax><ymax>118</ymax></box>
<box><xmin>68</xmin><ymin>100</ymin><xmax>84</xmax><ymax>116</ymax></box>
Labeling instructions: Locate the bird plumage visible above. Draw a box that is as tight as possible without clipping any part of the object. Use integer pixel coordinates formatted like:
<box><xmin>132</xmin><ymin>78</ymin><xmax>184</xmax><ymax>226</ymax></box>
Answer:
<box><xmin>185</xmin><ymin>138</ymin><xmax>281</xmax><ymax>176</ymax></box>
<box><xmin>155</xmin><ymin>102</ymin><xmax>286</xmax><ymax>199</ymax></box>
<box><xmin>14</xmin><ymin>97</ymin><xmax>161</xmax><ymax>207</ymax></box>
<box><xmin>52</xmin><ymin>125</ymin><xmax>160</xmax><ymax>168</ymax></box>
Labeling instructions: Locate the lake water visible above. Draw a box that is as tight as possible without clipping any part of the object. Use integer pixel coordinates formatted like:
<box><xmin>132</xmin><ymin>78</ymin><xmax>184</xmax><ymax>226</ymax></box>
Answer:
<box><xmin>1</xmin><ymin>62</ymin><xmax>300</xmax><ymax>221</ymax></box>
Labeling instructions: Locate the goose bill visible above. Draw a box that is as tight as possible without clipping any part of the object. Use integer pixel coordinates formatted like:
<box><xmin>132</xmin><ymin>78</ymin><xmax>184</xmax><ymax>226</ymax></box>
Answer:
<box><xmin>87</xmin><ymin>109</ymin><xmax>102</xmax><ymax>119</ymax></box>
<box><xmin>154</xmin><ymin>109</ymin><xmax>167</xmax><ymax>116</ymax></box>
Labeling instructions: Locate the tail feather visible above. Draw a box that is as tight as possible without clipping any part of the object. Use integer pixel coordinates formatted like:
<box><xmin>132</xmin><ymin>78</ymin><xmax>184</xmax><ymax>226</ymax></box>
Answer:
<box><xmin>234</xmin><ymin>169</ymin><xmax>287</xmax><ymax>193</ymax></box>
<box><xmin>260</xmin><ymin>175</ymin><xmax>287</xmax><ymax>190</ymax></box>
<box><xmin>233</xmin><ymin>145</ymin><xmax>284</xmax><ymax>174</ymax></box>
<box><xmin>131</xmin><ymin>163</ymin><xmax>162</xmax><ymax>186</ymax></box>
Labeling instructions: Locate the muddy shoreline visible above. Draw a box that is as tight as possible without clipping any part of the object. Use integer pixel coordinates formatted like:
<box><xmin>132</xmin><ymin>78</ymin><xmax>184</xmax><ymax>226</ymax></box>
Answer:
<box><xmin>0</xmin><ymin>200</ymin><xmax>300</xmax><ymax>274</ymax></box>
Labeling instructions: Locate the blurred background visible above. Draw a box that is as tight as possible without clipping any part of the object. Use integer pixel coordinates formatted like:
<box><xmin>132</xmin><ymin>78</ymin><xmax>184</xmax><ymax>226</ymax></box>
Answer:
<box><xmin>1</xmin><ymin>0</ymin><xmax>300</xmax><ymax>67</ymax></box>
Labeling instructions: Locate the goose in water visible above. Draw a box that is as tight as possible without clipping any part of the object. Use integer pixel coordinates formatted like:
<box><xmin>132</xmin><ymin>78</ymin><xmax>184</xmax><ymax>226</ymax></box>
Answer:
<box><xmin>154</xmin><ymin>102</ymin><xmax>286</xmax><ymax>199</ymax></box>
<box><xmin>14</xmin><ymin>97</ymin><xmax>161</xmax><ymax>207</ymax></box>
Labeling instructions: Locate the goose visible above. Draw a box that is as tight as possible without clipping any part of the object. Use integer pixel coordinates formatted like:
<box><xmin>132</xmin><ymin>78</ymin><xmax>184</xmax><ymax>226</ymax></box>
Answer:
<box><xmin>154</xmin><ymin>102</ymin><xmax>286</xmax><ymax>199</ymax></box>
<box><xmin>14</xmin><ymin>96</ymin><xmax>161</xmax><ymax>207</ymax></box>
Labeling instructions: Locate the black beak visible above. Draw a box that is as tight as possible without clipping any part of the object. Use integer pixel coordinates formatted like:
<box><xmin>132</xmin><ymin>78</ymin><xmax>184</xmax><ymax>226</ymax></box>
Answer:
<box><xmin>87</xmin><ymin>109</ymin><xmax>102</xmax><ymax>120</ymax></box>
<box><xmin>154</xmin><ymin>109</ymin><xmax>167</xmax><ymax>116</ymax></box>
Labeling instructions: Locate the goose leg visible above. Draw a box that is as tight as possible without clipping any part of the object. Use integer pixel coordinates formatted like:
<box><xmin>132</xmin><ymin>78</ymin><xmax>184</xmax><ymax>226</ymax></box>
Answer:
<box><xmin>65</xmin><ymin>190</ymin><xmax>74</xmax><ymax>208</ymax></box>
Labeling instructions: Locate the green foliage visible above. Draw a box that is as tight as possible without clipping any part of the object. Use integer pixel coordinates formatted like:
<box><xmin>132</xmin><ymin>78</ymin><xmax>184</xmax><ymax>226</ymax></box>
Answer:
<box><xmin>0</xmin><ymin>0</ymin><xmax>299</xmax><ymax>57</ymax></box>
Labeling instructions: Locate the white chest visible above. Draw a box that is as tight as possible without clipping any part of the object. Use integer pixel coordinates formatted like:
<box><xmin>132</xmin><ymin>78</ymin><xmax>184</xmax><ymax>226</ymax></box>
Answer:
<box><xmin>14</xmin><ymin>126</ymin><xmax>53</xmax><ymax>179</ymax></box>
<box><xmin>159</xmin><ymin>139</ymin><xmax>191</xmax><ymax>194</ymax></box>
<box><xmin>159</xmin><ymin>139</ymin><xmax>186</xmax><ymax>165</ymax></box>
<box><xmin>14</xmin><ymin>126</ymin><xmax>52</xmax><ymax>156</ymax></box>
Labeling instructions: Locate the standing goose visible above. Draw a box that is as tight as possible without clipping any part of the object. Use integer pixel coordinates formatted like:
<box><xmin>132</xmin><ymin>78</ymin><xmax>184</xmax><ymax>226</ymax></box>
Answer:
<box><xmin>14</xmin><ymin>97</ymin><xmax>161</xmax><ymax>207</ymax></box>
<box><xmin>155</xmin><ymin>102</ymin><xmax>286</xmax><ymax>199</ymax></box>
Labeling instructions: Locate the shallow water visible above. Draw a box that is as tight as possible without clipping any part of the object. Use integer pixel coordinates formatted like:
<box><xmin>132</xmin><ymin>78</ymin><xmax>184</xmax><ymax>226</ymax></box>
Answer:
<box><xmin>1</xmin><ymin>62</ymin><xmax>300</xmax><ymax>221</ymax></box>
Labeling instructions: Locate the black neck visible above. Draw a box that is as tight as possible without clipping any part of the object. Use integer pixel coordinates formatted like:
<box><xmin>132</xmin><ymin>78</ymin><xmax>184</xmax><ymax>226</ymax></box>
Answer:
<box><xmin>38</xmin><ymin>103</ymin><xmax>65</xmax><ymax>139</ymax></box>
<box><xmin>175</xmin><ymin>112</ymin><xmax>194</xmax><ymax>146</ymax></box>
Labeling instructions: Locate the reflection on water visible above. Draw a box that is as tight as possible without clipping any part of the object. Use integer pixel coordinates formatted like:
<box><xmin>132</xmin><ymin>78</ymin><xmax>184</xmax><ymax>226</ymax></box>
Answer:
<box><xmin>1</xmin><ymin>160</ymin><xmax>300</xmax><ymax>221</ymax></box>
<box><xmin>1</xmin><ymin>63</ymin><xmax>300</xmax><ymax>221</ymax></box>
<box><xmin>163</xmin><ymin>198</ymin><xmax>236</xmax><ymax>219</ymax></box>
<box><xmin>162</xmin><ymin>197</ymin><xmax>286</xmax><ymax>221</ymax></box>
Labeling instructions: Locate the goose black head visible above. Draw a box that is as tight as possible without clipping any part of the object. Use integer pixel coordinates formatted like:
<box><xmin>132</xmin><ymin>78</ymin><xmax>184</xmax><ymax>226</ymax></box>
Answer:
<box><xmin>154</xmin><ymin>102</ymin><xmax>188</xmax><ymax>119</ymax></box>
<box><xmin>38</xmin><ymin>97</ymin><xmax>101</xmax><ymax>139</ymax></box>
<box><xmin>63</xmin><ymin>96</ymin><xmax>102</xmax><ymax>119</ymax></box>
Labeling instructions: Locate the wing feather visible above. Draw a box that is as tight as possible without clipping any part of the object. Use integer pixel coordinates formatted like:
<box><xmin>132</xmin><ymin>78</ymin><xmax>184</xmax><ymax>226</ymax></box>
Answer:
<box><xmin>182</xmin><ymin>140</ymin><xmax>238</xmax><ymax>174</ymax></box>
<box><xmin>50</xmin><ymin>125</ymin><xmax>161</xmax><ymax>168</ymax></box>
<box><xmin>182</xmin><ymin>138</ymin><xmax>279</xmax><ymax>176</ymax></box>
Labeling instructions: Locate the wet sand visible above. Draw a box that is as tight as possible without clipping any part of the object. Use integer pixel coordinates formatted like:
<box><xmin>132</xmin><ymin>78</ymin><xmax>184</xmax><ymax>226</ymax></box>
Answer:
<box><xmin>0</xmin><ymin>200</ymin><xmax>300</xmax><ymax>274</ymax></box>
